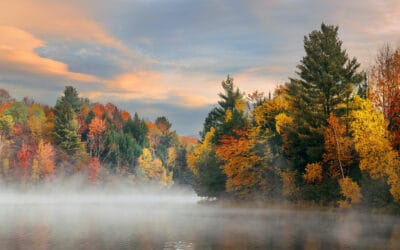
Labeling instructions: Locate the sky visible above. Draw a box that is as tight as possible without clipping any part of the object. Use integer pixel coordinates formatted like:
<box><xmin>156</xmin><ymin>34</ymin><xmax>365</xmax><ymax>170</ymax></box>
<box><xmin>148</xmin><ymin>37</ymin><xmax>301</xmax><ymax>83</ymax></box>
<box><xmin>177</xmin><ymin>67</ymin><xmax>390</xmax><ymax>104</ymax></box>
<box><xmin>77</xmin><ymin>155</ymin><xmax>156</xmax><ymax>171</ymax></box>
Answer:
<box><xmin>0</xmin><ymin>0</ymin><xmax>400</xmax><ymax>135</ymax></box>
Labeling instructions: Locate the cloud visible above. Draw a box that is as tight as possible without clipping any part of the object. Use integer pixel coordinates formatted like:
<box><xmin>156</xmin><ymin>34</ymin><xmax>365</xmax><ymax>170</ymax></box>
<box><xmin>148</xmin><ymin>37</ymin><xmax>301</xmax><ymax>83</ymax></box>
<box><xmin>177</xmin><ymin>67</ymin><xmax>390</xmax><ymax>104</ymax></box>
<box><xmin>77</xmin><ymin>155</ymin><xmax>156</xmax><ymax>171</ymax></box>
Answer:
<box><xmin>0</xmin><ymin>26</ymin><xmax>101</xmax><ymax>83</ymax></box>
<box><xmin>84</xmin><ymin>71</ymin><xmax>219</xmax><ymax>108</ymax></box>
<box><xmin>0</xmin><ymin>0</ymin><xmax>122</xmax><ymax>50</ymax></box>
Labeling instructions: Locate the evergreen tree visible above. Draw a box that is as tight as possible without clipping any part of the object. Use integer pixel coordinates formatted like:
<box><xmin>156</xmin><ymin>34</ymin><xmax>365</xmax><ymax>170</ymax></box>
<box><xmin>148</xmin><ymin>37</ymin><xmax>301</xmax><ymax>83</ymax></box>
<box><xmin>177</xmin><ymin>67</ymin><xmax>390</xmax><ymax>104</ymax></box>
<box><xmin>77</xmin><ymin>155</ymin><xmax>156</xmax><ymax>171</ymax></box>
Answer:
<box><xmin>60</xmin><ymin>86</ymin><xmax>86</xmax><ymax>113</ymax></box>
<box><xmin>285</xmin><ymin>23</ymin><xmax>364</xmax><ymax>167</ymax></box>
<box><xmin>53</xmin><ymin>87</ymin><xmax>82</xmax><ymax>155</ymax></box>
<box><xmin>200</xmin><ymin>75</ymin><xmax>246</xmax><ymax>142</ymax></box>
<box><xmin>123</xmin><ymin>113</ymin><xmax>148</xmax><ymax>147</ymax></box>
<box><xmin>191</xmin><ymin>76</ymin><xmax>247</xmax><ymax>198</ymax></box>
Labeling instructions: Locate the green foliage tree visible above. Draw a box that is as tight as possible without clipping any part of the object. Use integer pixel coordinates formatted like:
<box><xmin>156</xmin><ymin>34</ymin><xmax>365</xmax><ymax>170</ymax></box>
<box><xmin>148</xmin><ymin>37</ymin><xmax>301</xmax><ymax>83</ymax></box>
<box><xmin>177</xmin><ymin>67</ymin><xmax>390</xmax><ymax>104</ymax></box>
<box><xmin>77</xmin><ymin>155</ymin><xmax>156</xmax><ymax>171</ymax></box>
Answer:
<box><xmin>285</xmin><ymin>23</ymin><xmax>364</xmax><ymax>167</ymax></box>
<box><xmin>53</xmin><ymin>87</ymin><xmax>82</xmax><ymax>156</ymax></box>
<box><xmin>188</xmin><ymin>128</ymin><xmax>226</xmax><ymax>198</ymax></box>
<box><xmin>123</xmin><ymin>112</ymin><xmax>148</xmax><ymax>147</ymax></box>
<box><xmin>200</xmin><ymin>75</ymin><xmax>246</xmax><ymax>141</ymax></box>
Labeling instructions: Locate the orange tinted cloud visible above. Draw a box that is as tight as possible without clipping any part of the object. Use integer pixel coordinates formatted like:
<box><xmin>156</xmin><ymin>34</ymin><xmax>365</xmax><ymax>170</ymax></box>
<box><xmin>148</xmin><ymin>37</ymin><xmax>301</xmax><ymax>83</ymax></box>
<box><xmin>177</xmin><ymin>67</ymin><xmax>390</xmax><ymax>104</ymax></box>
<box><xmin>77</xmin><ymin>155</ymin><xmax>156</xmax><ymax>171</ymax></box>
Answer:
<box><xmin>111</xmin><ymin>72</ymin><xmax>167</xmax><ymax>99</ymax></box>
<box><xmin>85</xmin><ymin>71</ymin><xmax>216</xmax><ymax>108</ymax></box>
<box><xmin>0</xmin><ymin>25</ymin><xmax>100</xmax><ymax>82</ymax></box>
<box><xmin>0</xmin><ymin>0</ymin><xmax>124</xmax><ymax>50</ymax></box>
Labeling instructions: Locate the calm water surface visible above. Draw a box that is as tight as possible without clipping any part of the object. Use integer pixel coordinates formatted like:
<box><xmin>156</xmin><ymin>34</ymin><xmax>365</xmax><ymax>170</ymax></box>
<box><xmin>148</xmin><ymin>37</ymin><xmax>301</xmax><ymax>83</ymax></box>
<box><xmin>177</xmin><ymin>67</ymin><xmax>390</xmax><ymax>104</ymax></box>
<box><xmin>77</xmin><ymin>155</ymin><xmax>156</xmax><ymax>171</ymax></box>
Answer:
<box><xmin>0</xmin><ymin>191</ymin><xmax>399</xmax><ymax>250</ymax></box>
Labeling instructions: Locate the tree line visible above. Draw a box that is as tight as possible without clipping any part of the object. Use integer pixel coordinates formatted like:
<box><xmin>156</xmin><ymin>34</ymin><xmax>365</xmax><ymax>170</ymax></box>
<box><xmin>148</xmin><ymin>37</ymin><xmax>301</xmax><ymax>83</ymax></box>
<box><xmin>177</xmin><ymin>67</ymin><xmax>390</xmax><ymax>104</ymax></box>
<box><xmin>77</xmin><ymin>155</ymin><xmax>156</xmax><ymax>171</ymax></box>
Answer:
<box><xmin>188</xmin><ymin>23</ymin><xmax>400</xmax><ymax>210</ymax></box>
<box><xmin>0</xmin><ymin>86</ymin><xmax>196</xmax><ymax>187</ymax></box>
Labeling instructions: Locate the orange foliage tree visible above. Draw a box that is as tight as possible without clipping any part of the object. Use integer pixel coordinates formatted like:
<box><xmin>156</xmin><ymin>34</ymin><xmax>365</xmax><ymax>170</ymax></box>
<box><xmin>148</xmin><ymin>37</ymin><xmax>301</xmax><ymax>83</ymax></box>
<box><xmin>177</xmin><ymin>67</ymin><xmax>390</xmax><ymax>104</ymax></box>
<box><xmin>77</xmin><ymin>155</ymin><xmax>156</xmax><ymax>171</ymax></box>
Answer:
<box><xmin>119</xmin><ymin>110</ymin><xmax>131</xmax><ymax>122</ymax></box>
<box><xmin>302</xmin><ymin>163</ymin><xmax>323</xmax><ymax>184</ymax></box>
<box><xmin>88</xmin><ymin>117</ymin><xmax>106</xmax><ymax>158</ymax></box>
<box><xmin>215</xmin><ymin>128</ymin><xmax>270</xmax><ymax>197</ymax></box>
<box><xmin>323</xmin><ymin>113</ymin><xmax>355</xmax><ymax>178</ymax></box>
<box><xmin>92</xmin><ymin>103</ymin><xmax>105</xmax><ymax>118</ymax></box>
<box><xmin>35</xmin><ymin>140</ymin><xmax>55</xmax><ymax>180</ymax></box>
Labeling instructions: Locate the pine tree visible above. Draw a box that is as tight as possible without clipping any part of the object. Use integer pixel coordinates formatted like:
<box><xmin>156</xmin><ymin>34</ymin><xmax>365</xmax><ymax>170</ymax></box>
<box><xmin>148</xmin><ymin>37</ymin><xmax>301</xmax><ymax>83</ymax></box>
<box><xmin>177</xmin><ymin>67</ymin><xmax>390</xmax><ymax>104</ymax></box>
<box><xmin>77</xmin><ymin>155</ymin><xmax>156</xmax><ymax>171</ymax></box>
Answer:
<box><xmin>200</xmin><ymin>75</ymin><xmax>245</xmax><ymax>141</ymax></box>
<box><xmin>285</xmin><ymin>23</ymin><xmax>364</xmax><ymax>166</ymax></box>
<box><xmin>53</xmin><ymin>87</ymin><xmax>82</xmax><ymax>155</ymax></box>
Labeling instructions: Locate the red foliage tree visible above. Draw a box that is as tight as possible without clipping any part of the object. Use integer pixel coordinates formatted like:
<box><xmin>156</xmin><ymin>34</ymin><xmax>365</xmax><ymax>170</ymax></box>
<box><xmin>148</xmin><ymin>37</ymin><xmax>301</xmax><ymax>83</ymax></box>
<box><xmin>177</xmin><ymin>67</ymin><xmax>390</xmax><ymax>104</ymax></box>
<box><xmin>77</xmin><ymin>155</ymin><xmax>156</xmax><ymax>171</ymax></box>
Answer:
<box><xmin>370</xmin><ymin>45</ymin><xmax>400</xmax><ymax>149</ymax></box>
<box><xmin>17</xmin><ymin>143</ymin><xmax>32</xmax><ymax>180</ymax></box>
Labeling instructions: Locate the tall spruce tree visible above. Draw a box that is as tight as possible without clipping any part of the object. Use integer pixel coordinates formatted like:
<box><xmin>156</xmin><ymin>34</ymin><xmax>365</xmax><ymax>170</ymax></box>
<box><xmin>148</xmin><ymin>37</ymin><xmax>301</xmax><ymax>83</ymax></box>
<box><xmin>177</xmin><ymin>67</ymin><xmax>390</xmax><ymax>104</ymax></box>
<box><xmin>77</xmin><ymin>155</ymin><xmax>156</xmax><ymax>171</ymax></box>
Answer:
<box><xmin>191</xmin><ymin>76</ymin><xmax>247</xmax><ymax>198</ymax></box>
<box><xmin>53</xmin><ymin>87</ymin><xmax>82</xmax><ymax>155</ymax></box>
<box><xmin>200</xmin><ymin>75</ymin><xmax>246</xmax><ymax>141</ymax></box>
<box><xmin>286</xmin><ymin>23</ymin><xmax>364</xmax><ymax>167</ymax></box>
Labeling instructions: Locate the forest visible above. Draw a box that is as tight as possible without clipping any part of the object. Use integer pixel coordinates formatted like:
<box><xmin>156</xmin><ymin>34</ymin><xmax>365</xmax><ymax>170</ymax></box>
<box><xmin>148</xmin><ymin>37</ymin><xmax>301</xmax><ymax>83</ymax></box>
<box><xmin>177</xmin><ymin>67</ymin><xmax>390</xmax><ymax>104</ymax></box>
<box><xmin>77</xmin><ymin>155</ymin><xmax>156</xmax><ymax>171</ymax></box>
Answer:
<box><xmin>0</xmin><ymin>85</ymin><xmax>197</xmax><ymax>187</ymax></box>
<box><xmin>1</xmin><ymin>23</ymin><xmax>400</xmax><ymax>211</ymax></box>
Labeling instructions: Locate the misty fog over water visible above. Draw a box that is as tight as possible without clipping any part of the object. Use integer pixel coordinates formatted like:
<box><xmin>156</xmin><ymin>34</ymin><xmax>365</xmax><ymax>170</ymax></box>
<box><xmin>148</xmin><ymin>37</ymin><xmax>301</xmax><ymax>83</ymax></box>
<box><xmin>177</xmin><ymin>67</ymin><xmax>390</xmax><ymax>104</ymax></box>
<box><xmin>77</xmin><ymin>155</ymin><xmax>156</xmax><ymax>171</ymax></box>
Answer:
<box><xmin>0</xmin><ymin>188</ymin><xmax>399</xmax><ymax>250</ymax></box>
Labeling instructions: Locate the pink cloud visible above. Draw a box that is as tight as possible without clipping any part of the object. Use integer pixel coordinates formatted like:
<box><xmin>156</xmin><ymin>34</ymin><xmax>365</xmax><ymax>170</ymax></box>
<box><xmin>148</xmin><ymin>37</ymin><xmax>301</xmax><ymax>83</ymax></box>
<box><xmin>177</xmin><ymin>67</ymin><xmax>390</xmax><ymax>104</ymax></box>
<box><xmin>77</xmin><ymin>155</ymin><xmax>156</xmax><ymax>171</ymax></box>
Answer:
<box><xmin>0</xmin><ymin>0</ymin><xmax>124</xmax><ymax>50</ymax></box>
<box><xmin>0</xmin><ymin>25</ymin><xmax>100</xmax><ymax>82</ymax></box>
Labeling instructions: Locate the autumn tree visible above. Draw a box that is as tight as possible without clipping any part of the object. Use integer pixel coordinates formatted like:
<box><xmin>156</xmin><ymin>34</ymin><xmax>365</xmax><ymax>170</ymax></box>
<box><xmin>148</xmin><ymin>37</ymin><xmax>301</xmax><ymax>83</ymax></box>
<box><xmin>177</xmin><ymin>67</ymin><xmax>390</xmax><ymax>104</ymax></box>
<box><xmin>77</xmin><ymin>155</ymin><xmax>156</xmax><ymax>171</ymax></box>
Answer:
<box><xmin>136</xmin><ymin>148</ymin><xmax>173</xmax><ymax>186</ymax></box>
<box><xmin>350</xmin><ymin>96</ymin><xmax>400</xmax><ymax>202</ymax></box>
<box><xmin>338</xmin><ymin>177</ymin><xmax>362</xmax><ymax>208</ymax></box>
<box><xmin>0</xmin><ymin>113</ymin><xmax>14</xmax><ymax>138</ymax></box>
<box><xmin>369</xmin><ymin>44</ymin><xmax>400</xmax><ymax>149</ymax></box>
<box><xmin>87</xmin><ymin>117</ymin><xmax>107</xmax><ymax>158</ymax></box>
<box><xmin>303</xmin><ymin>163</ymin><xmax>323</xmax><ymax>184</ymax></box>
<box><xmin>323</xmin><ymin>113</ymin><xmax>355</xmax><ymax>178</ymax></box>
<box><xmin>216</xmin><ymin>128</ymin><xmax>278</xmax><ymax>198</ymax></box>
<box><xmin>35</xmin><ymin>140</ymin><xmax>55</xmax><ymax>180</ymax></box>
<box><xmin>17</xmin><ymin>143</ymin><xmax>32</xmax><ymax>181</ymax></box>
<box><xmin>27</xmin><ymin>104</ymin><xmax>46</xmax><ymax>145</ymax></box>
<box><xmin>4</xmin><ymin>102</ymin><xmax>28</xmax><ymax>126</ymax></box>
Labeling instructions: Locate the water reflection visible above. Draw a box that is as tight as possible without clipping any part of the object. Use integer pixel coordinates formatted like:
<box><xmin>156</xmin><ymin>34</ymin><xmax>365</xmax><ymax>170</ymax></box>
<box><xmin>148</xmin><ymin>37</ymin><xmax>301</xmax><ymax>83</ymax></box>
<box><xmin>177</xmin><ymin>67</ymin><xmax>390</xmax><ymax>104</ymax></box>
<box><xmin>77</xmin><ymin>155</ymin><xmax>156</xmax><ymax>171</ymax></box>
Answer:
<box><xmin>0</xmin><ymin>193</ymin><xmax>399</xmax><ymax>249</ymax></box>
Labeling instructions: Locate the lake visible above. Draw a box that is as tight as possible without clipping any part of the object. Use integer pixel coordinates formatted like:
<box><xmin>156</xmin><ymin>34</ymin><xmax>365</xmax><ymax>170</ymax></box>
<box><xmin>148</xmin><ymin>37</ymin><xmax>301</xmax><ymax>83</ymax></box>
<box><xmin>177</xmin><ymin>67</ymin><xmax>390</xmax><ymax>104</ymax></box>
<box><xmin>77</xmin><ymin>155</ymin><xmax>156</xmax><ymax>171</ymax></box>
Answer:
<box><xmin>0</xmin><ymin>190</ymin><xmax>399</xmax><ymax>249</ymax></box>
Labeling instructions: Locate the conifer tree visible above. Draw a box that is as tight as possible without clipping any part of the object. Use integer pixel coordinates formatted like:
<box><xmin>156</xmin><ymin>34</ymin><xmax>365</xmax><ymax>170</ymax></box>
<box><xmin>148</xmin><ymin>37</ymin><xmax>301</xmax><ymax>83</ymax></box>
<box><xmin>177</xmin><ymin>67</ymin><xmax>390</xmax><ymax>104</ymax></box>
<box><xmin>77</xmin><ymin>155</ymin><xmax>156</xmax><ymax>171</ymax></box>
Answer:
<box><xmin>285</xmin><ymin>23</ymin><xmax>364</xmax><ymax>166</ymax></box>
<box><xmin>53</xmin><ymin>87</ymin><xmax>82</xmax><ymax>155</ymax></box>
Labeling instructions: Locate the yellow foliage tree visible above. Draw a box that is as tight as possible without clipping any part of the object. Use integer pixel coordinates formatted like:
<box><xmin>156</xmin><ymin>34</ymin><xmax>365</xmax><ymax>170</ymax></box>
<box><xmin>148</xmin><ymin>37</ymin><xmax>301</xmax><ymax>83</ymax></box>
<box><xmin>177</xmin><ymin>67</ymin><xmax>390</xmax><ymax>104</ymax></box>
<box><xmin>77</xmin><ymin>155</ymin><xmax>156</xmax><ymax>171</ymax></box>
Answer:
<box><xmin>275</xmin><ymin>113</ymin><xmax>293</xmax><ymax>135</ymax></box>
<box><xmin>166</xmin><ymin>147</ymin><xmax>177</xmax><ymax>169</ymax></box>
<box><xmin>27</xmin><ymin>115</ymin><xmax>44</xmax><ymax>145</ymax></box>
<box><xmin>338</xmin><ymin>177</ymin><xmax>362</xmax><ymax>208</ymax></box>
<box><xmin>137</xmin><ymin>148</ymin><xmax>173</xmax><ymax>186</ymax></box>
<box><xmin>187</xmin><ymin>128</ymin><xmax>215</xmax><ymax>176</ymax></box>
<box><xmin>350</xmin><ymin>96</ymin><xmax>400</xmax><ymax>202</ymax></box>
<box><xmin>27</xmin><ymin>104</ymin><xmax>45</xmax><ymax>145</ymax></box>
